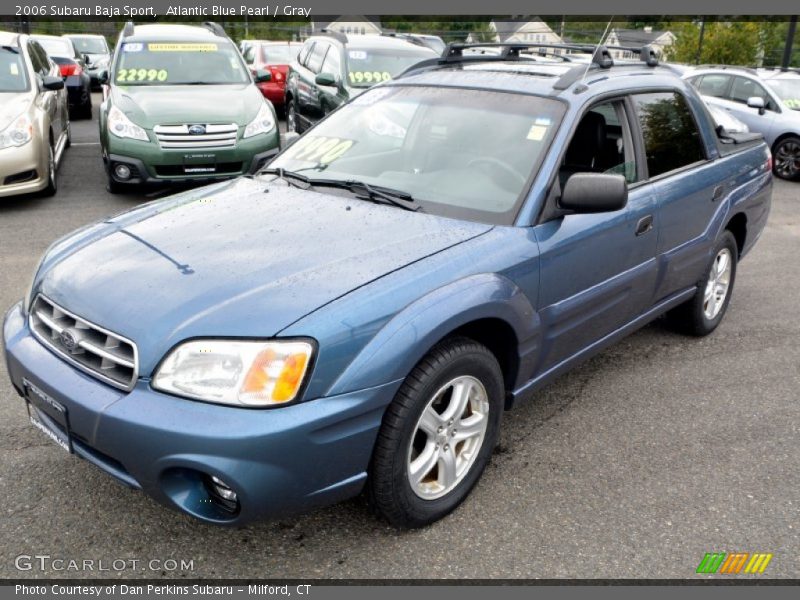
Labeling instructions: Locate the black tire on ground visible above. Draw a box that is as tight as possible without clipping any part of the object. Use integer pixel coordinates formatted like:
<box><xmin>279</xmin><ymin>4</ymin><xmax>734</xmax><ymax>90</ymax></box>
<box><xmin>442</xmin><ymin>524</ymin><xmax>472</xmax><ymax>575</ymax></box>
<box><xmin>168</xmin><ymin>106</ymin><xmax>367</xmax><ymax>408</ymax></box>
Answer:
<box><xmin>41</xmin><ymin>144</ymin><xmax>57</xmax><ymax>197</ymax></box>
<box><xmin>80</xmin><ymin>98</ymin><xmax>92</xmax><ymax>120</ymax></box>
<box><xmin>667</xmin><ymin>230</ymin><xmax>738</xmax><ymax>336</ymax></box>
<box><xmin>286</xmin><ymin>98</ymin><xmax>299</xmax><ymax>133</ymax></box>
<box><xmin>772</xmin><ymin>136</ymin><xmax>800</xmax><ymax>181</ymax></box>
<box><xmin>368</xmin><ymin>336</ymin><xmax>504</xmax><ymax>528</ymax></box>
<box><xmin>105</xmin><ymin>168</ymin><xmax>126</xmax><ymax>194</ymax></box>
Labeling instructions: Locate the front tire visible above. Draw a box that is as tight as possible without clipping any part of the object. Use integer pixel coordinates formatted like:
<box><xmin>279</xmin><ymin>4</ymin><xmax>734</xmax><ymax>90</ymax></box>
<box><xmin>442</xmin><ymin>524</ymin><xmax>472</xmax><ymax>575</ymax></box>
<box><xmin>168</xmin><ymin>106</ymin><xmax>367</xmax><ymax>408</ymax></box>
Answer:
<box><xmin>368</xmin><ymin>337</ymin><xmax>504</xmax><ymax>528</ymax></box>
<box><xmin>773</xmin><ymin>136</ymin><xmax>800</xmax><ymax>181</ymax></box>
<box><xmin>41</xmin><ymin>144</ymin><xmax>57</xmax><ymax>197</ymax></box>
<box><xmin>667</xmin><ymin>231</ymin><xmax>738</xmax><ymax>336</ymax></box>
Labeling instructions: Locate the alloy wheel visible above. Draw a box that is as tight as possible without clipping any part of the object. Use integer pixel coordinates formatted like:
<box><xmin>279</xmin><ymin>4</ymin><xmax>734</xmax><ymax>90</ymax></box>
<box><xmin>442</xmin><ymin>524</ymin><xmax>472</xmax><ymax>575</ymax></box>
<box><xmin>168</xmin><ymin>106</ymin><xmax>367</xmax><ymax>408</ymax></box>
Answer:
<box><xmin>406</xmin><ymin>375</ymin><xmax>490</xmax><ymax>500</ymax></box>
<box><xmin>703</xmin><ymin>248</ymin><xmax>732</xmax><ymax>320</ymax></box>
<box><xmin>775</xmin><ymin>140</ymin><xmax>800</xmax><ymax>179</ymax></box>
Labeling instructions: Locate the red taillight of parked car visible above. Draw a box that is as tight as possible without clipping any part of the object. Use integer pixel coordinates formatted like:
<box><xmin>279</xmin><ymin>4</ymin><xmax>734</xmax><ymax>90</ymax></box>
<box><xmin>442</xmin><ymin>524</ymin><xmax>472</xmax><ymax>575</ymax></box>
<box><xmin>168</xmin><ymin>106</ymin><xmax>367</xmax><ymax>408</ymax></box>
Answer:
<box><xmin>59</xmin><ymin>63</ymin><xmax>82</xmax><ymax>77</ymax></box>
<box><xmin>270</xmin><ymin>67</ymin><xmax>283</xmax><ymax>82</ymax></box>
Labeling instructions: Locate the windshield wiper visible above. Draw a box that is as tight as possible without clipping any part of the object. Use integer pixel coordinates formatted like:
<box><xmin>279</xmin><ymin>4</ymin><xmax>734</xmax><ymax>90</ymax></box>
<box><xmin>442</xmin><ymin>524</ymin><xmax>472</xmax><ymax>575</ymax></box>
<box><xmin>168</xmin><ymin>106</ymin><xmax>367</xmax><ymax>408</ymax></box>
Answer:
<box><xmin>309</xmin><ymin>179</ymin><xmax>420</xmax><ymax>211</ymax></box>
<box><xmin>258</xmin><ymin>167</ymin><xmax>312</xmax><ymax>190</ymax></box>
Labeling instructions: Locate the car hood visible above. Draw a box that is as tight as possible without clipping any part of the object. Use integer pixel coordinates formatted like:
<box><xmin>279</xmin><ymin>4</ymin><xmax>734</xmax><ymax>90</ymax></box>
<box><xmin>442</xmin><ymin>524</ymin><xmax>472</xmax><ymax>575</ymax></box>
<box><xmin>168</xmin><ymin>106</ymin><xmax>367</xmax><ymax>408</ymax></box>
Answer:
<box><xmin>111</xmin><ymin>83</ymin><xmax>263</xmax><ymax>128</ymax></box>
<box><xmin>37</xmin><ymin>177</ymin><xmax>492</xmax><ymax>374</ymax></box>
<box><xmin>0</xmin><ymin>92</ymin><xmax>33</xmax><ymax>130</ymax></box>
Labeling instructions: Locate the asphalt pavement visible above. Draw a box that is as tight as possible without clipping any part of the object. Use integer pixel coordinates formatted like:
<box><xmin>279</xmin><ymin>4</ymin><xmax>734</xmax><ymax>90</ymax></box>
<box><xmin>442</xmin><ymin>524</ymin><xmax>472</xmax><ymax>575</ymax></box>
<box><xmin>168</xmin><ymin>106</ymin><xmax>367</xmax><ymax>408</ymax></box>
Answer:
<box><xmin>0</xmin><ymin>94</ymin><xmax>798</xmax><ymax>579</ymax></box>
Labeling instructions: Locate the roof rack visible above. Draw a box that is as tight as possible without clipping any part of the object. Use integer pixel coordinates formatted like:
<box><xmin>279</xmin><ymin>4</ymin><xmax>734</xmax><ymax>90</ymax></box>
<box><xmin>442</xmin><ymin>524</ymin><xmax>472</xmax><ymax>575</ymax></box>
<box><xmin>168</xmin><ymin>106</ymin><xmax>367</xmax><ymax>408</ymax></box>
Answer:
<box><xmin>695</xmin><ymin>64</ymin><xmax>758</xmax><ymax>75</ymax></box>
<box><xmin>202</xmin><ymin>22</ymin><xmax>226</xmax><ymax>38</ymax></box>
<box><xmin>122</xmin><ymin>21</ymin><xmax>134</xmax><ymax>38</ymax></box>
<box><xmin>399</xmin><ymin>42</ymin><xmax>662</xmax><ymax>87</ymax></box>
<box><xmin>319</xmin><ymin>29</ymin><xmax>348</xmax><ymax>44</ymax></box>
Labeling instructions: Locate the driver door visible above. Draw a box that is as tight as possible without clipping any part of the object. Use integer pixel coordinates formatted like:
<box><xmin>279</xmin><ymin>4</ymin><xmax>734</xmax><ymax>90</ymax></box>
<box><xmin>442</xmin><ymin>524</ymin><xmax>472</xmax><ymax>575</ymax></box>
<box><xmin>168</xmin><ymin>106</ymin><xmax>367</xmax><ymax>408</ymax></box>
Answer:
<box><xmin>532</xmin><ymin>99</ymin><xmax>659</xmax><ymax>375</ymax></box>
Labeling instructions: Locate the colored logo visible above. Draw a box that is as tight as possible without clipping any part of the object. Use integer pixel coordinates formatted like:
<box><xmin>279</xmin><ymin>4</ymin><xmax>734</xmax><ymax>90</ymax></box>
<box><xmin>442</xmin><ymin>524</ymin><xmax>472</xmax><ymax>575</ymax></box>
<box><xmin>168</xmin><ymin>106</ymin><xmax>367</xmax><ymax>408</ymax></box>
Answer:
<box><xmin>696</xmin><ymin>552</ymin><xmax>773</xmax><ymax>574</ymax></box>
<box><xmin>188</xmin><ymin>125</ymin><xmax>207</xmax><ymax>135</ymax></box>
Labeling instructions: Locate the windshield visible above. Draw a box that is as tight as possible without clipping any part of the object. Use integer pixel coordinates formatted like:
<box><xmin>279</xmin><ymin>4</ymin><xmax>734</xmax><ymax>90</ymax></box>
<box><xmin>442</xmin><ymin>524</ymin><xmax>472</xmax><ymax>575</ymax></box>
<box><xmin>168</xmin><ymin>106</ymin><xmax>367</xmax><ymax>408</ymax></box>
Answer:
<box><xmin>114</xmin><ymin>41</ymin><xmax>249</xmax><ymax>85</ymax></box>
<box><xmin>346</xmin><ymin>48</ymin><xmax>435</xmax><ymax>87</ymax></box>
<box><xmin>270</xmin><ymin>86</ymin><xmax>565</xmax><ymax>225</ymax></box>
<box><xmin>258</xmin><ymin>44</ymin><xmax>300</xmax><ymax>64</ymax></box>
<box><xmin>34</xmin><ymin>38</ymin><xmax>73</xmax><ymax>58</ymax></box>
<box><xmin>765</xmin><ymin>78</ymin><xmax>800</xmax><ymax>110</ymax></box>
<box><xmin>0</xmin><ymin>48</ymin><xmax>29</xmax><ymax>92</ymax></box>
<box><xmin>69</xmin><ymin>36</ymin><xmax>108</xmax><ymax>54</ymax></box>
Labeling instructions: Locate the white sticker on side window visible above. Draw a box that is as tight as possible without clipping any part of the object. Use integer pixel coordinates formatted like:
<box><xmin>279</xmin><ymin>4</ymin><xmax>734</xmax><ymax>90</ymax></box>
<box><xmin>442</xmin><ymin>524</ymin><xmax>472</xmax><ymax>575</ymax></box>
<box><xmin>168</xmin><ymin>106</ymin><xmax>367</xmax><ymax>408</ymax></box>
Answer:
<box><xmin>9</xmin><ymin>63</ymin><xmax>18</xmax><ymax>75</ymax></box>
<box><xmin>122</xmin><ymin>43</ymin><xmax>143</xmax><ymax>52</ymax></box>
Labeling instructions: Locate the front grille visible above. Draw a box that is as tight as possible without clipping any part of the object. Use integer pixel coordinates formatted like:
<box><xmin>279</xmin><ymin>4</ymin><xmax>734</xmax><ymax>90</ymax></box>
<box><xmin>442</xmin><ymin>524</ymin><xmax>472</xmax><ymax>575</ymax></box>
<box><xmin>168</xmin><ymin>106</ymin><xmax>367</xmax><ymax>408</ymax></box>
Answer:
<box><xmin>153</xmin><ymin>123</ymin><xmax>238</xmax><ymax>149</ymax></box>
<box><xmin>29</xmin><ymin>295</ymin><xmax>138</xmax><ymax>391</ymax></box>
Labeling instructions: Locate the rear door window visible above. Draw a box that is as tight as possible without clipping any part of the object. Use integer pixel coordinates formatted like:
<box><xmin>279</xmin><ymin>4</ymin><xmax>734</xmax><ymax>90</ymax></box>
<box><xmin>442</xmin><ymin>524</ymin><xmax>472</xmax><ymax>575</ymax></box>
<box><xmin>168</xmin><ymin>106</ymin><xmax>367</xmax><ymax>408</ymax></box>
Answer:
<box><xmin>631</xmin><ymin>92</ymin><xmax>706</xmax><ymax>178</ymax></box>
<box><xmin>693</xmin><ymin>74</ymin><xmax>731</xmax><ymax>98</ymax></box>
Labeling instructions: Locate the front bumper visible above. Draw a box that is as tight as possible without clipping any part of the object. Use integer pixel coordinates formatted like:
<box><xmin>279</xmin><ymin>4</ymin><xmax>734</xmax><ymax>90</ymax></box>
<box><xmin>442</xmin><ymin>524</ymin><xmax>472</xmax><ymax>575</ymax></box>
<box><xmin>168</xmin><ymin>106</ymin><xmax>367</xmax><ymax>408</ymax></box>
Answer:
<box><xmin>105</xmin><ymin>129</ymin><xmax>280</xmax><ymax>185</ymax></box>
<box><xmin>3</xmin><ymin>302</ymin><xmax>401</xmax><ymax>524</ymax></box>
<box><xmin>0</xmin><ymin>142</ymin><xmax>47</xmax><ymax>198</ymax></box>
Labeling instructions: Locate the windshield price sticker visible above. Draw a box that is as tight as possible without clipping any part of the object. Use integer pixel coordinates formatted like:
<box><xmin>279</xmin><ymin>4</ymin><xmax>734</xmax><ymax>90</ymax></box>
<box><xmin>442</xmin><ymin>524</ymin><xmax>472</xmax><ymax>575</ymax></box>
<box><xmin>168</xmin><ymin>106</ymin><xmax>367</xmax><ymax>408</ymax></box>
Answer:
<box><xmin>348</xmin><ymin>50</ymin><xmax>368</xmax><ymax>60</ymax></box>
<box><xmin>349</xmin><ymin>71</ymin><xmax>392</xmax><ymax>84</ymax></box>
<box><xmin>122</xmin><ymin>43</ymin><xmax>143</xmax><ymax>53</ymax></box>
<box><xmin>785</xmin><ymin>98</ymin><xmax>800</xmax><ymax>109</ymax></box>
<box><xmin>116</xmin><ymin>68</ymin><xmax>168</xmax><ymax>83</ymax></box>
<box><xmin>148</xmin><ymin>43</ymin><xmax>218</xmax><ymax>52</ymax></box>
<box><xmin>285</xmin><ymin>136</ymin><xmax>356</xmax><ymax>165</ymax></box>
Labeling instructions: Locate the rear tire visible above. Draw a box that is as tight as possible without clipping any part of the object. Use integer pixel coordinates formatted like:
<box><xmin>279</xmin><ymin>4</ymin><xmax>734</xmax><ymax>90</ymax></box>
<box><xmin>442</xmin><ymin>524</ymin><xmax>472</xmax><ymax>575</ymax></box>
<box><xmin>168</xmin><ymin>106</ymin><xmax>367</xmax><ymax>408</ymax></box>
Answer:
<box><xmin>667</xmin><ymin>231</ymin><xmax>738</xmax><ymax>336</ymax></box>
<box><xmin>772</xmin><ymin>136</ymin><xmax>800</xmax><ymax>181</ymax></box>
<box><xmin>368</xmin><ymin>337</ymin><xmax>504</xmax><ymax>528</ymax></box>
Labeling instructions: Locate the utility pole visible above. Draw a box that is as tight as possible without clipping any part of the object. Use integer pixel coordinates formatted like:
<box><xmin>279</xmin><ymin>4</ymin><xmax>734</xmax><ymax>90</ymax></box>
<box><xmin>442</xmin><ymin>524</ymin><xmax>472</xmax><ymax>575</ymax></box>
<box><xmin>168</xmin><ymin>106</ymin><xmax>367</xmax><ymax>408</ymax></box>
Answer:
<box><xmin>782</xmin><ymin>16</ymin><xmax>797</xmax><ymax>70</ymax></box>
<box><xmin>695</xmin><ymin>19</ymin><xmax>706</xmax><ymax>65</ymax></box>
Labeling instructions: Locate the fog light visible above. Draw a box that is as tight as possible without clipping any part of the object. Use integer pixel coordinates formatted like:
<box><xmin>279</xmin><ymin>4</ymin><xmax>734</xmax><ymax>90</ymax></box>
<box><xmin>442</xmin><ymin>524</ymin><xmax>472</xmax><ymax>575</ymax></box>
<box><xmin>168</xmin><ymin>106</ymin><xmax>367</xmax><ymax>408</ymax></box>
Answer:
<box><xmin>209</xmin><ymin>476</ymin><xmax>237</xmax><ymax>501</ymax></box>
<box><xmin>204</xmin><ymin>475</ymin><xmax>239</xmax><ymax>514</ymax></box>
<box><xmin>114</xmin><ymin>164</ymin><xmax>131</xmax><ymax>180</ymax></box>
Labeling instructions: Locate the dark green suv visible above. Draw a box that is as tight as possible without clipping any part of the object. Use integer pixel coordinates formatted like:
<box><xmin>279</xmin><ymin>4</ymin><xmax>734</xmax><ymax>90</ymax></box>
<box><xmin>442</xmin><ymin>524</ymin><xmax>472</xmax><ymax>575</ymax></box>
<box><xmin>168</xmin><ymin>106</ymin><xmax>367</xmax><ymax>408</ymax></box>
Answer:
<box><xmin>100</xmin><ymin>22</ymin><xmax>279</xmax><ymax>193</ymax></box>
<box><xmin>284</xmin><ymin>32</ymin><xmax>436</xmax><ymax>133</ymax></box>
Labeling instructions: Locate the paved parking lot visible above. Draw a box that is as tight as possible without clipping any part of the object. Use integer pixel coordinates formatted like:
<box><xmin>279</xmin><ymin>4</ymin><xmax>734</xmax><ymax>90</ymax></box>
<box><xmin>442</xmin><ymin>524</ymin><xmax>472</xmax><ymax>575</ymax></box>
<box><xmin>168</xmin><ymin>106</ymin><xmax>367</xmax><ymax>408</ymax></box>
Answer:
<box><xmin>0</xmin><ymin>94</ymin><xmax>798</xmax><ymax>579</ymax></box>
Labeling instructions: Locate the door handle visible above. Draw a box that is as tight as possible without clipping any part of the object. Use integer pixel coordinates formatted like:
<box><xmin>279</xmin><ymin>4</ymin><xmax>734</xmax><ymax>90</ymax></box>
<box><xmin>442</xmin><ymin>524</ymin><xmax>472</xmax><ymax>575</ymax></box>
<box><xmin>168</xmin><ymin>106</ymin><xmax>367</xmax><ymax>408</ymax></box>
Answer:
<box><xmin>635</xmin><ymin>215</ymin><xmax>654</xmax><ymax>237</ymax></box>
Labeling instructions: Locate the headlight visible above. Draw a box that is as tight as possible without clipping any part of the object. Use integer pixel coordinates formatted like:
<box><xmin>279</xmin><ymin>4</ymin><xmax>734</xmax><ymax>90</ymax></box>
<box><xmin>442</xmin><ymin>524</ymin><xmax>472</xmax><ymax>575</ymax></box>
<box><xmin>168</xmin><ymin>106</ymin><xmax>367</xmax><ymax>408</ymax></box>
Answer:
<box><xmin>152</xmin><ymin>339</ymin><xmax>314</xmax><ymax>407</ymax></box>
<box><xmin>107</xmin><ymin>105</ymin><xmax>148</xmax><ymax>141</ymax></box>
<box><xmin>0</xmin><ymin>113</ymin><xmax>32</xmax><ymax>149</ymax></box>
<box><xmin>243</xmin><ymin>102</ymin><xmax>276</xmax><ymax>139</ymax></box>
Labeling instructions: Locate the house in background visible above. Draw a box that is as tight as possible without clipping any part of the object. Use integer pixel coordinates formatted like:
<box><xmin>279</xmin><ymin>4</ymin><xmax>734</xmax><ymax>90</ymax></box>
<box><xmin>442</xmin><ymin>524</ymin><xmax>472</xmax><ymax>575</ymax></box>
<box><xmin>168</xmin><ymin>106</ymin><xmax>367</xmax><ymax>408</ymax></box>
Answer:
<box><xmin>466</xmin><ymin>17</ymin><xmax>565</xmax><ymax>53</ymax></box>
<box><xmin>606</xmin><ymin>27</ymin><xmax>676</xmax><ymax>59</ymax></box>
<box><xmin>303</xmin><ymin>16</ymin><xmax>382</xmax><ymax>38</ymax></box>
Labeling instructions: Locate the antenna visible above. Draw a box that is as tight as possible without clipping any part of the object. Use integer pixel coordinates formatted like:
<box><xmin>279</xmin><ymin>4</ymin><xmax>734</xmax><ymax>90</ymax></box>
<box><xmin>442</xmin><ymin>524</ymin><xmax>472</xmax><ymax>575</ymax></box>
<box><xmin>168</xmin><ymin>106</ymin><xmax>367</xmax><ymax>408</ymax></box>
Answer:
<box><xmin>580</xmin><ymin>16</ymin><xmax>614</xmax><ymax>83</ymax></box>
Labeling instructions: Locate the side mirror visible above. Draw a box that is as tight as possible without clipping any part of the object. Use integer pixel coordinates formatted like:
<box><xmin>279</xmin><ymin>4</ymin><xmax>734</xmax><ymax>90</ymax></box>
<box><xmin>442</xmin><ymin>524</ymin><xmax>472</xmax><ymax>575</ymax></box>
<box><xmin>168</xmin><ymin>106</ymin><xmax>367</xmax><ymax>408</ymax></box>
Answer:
<box><xmin>315</xmin><ymin>72</ymin><xmax>337</xmax><ymax>86</ymax></box>
<box><xmin>254</xmin><ymin>69</ymin><xmax>271</xmax><ymax>83</ymax></box>
<box><xmin>282</xmin><ymin>131</ymin><xmax>300</xmax><ymax>148</ymax></box>
<box><xmin>41</xmin><ymin>75</ymin><xmax>64</xmax><ymax>91</ymax></box>
<box><xmin>560</xmin><ymin>173</ymin><xmax>628</xmax><ymax>213</ymax></box>
<box><xmin>98</xmin><ymin>70</ymin><xmax>109</xmax><ymax>84</ymax></box>
<box><xmin>746</xmin><ymin>96</ymin><xmax>766</xmax><ymax>115</ymax></box>
<box><xmin>83</xmin><ymin>53</ymin><xmax>91</xmax><ymax>64</ymax></box>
